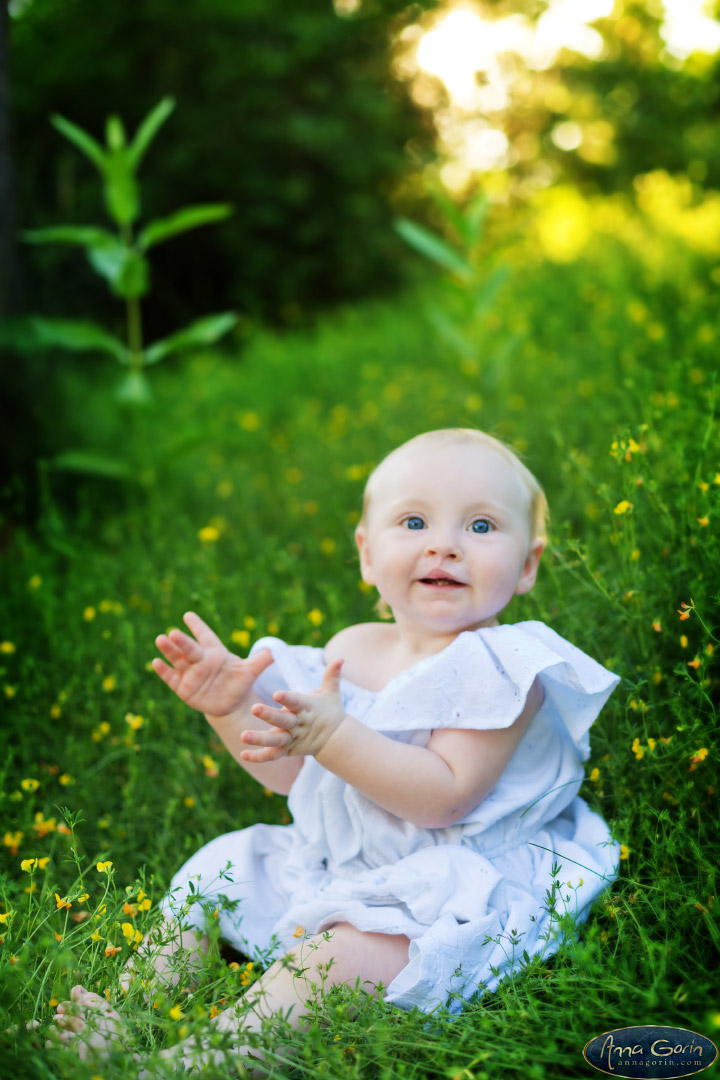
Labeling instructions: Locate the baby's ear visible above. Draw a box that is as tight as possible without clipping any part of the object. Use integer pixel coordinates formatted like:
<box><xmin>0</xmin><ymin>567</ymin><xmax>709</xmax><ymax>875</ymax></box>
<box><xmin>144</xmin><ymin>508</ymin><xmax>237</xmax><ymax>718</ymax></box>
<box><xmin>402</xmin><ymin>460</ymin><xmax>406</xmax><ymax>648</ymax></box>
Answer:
<box><xmin>515</xmin><ymin>538</ymin><xmax>544</xmax><ymax>596</ymax></box>
<box><xmin>354</xmin><ymin>526</ymin><xmax>376</xmax><ymax>586</ymax></box>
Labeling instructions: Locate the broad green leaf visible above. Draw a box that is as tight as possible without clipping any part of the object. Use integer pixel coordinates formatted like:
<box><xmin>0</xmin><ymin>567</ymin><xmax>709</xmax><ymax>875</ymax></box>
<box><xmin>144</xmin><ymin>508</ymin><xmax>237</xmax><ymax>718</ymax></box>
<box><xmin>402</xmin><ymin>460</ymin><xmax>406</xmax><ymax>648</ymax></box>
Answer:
<box><xmin>104</xmin><ymin>154</ymin><xmax>140</xmax><ymax>226</ymax></box>
<box><xmin>115</xmin><ymin>371</ymin><xmax>153</xmax><ymax>406</ymax></box>
<box><xmin>428</xmin><ymin>189</ymin><xmax>472</xmax><ymax>248</ymax></box>
<box><xmin>463</xmin><ymin>194</ymin><xmax>488</xmax><ymax>244</ymax></box>
<box><xmin>28</xmin><ymin>317</ymin><xmax>128</xmax><ymax>363</ymax></box>
<box><xmin>0</xmin><ymin>317</ymin><xmax>44</xmax><ymax>350</ymax></box>
<box><xmin>86</xmin><ymin>242</ymin><xmax>149</xmax><ymax>299</ymax></box>
<box><xmin>52</xmin><ymin>450</ymin><xmax>132</xmax><ymax>480</ymax></box>
<box><xmin>145</xmin><ymin>312</ymin><xmax>238</xmax><ymax>365</ymax></box>
<box><xmin>106</xmin><ymin>114</ymin><xmax>127</xmax><ymax>151</ymax></box>
<box><xmin>128</xmin><ymin>97</ymin><xmax>176</xmax><ymax>169</ymax></box>
<box><xmin>394</xmin><ymin>218</ymin><xmax>472</xmax><ymax>277</ymax></box>
<box><xmin>137</xmin><ymin>204</ymin><xmax>234</xmax><ymax>252</ymax></box>
<box><xmin>116</xmin><ymin>251</ymin><xmax>150</xmax><ymax>299</ymax></box>
<box><xmin>85</xmin><ymin>236</ymin><xmax>132</xmax><ymax>287</ymax></box>
<box><xmin>22</xmin><ymin>225</ymin><xmax>117</xmax><ymax>248</ymax></box>
<box><xmin>427</xmin><ymin>308</ymin><xmax>476</xmax><ymax>357</ymax></box>
<box><xmin>51</xmin><ymin>113</ymin><xmax>107</xmax><ymax>173</ymax></box>
<box><xmin>472</xmin><ymin>264</ymin><xmax>509</xmax><ymax>316</ymax></box>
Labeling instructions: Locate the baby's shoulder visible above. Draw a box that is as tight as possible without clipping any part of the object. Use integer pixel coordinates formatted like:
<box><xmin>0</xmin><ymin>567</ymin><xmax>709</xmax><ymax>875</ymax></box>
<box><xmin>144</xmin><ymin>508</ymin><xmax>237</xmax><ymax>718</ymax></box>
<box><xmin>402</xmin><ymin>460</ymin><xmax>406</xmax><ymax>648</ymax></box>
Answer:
<box><xmin>324</xmin><ymin>622</ymin><xmax>396</xmax><ymax>658</ymax></box>
<box><xmin>324</xmin><ymin>622</ymin><xmax>398</xmax><ymax>692</ymax></box>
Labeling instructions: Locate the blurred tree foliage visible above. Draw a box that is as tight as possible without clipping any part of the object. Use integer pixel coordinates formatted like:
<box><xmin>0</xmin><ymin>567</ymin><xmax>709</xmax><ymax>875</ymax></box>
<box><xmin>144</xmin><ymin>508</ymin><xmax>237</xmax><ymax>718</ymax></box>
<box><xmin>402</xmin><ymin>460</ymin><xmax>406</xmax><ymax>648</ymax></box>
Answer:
<box><xmin>9</xmin><ymin>0</ymin><xmax>434</xmax><ymax>334</ymax></box>
<box><xmin>397</xmin><ymin>0</ymin><xmax>719</xmax><ymax>205</ymax></box>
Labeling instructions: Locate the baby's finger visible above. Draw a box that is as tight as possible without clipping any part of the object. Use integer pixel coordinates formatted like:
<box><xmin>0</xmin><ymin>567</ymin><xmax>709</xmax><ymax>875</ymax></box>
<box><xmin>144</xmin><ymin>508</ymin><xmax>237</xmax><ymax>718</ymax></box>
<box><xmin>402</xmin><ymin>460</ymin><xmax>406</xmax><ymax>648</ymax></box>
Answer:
<box><xmin>151</xmin><ymin>657</ymin><xmax>181</xmax><ymax>693</ymax></box>
<box><xmin>183</xmin><ymin>611</ymin><xmax>223</xmax><ymax>648</ymax></box>
<box><xmin>241</xmin><ymin>727</ymin><xmax>292</xmax><ymax>749</ymax></box>
<box><xmin>251</xmin><ymin>702</ymin><xmax>298</xmax><ymax>730</ymax></box>
<box><xmin>322</xmin><ymin>658</ymin><xmax>344</xmax><ymax>690</ymax></box>
<box><xmin>167</xmin><ymin>628</ymin><xmax>204</xmax><ymax>662</ymax></box>
<box><xmin>154</xmin><ymin>634</ymin><xmax>190</xmax><ymax>670</ymax></box>
<box><xmin>240</xmin><ymin>745</ymin><xmax>288</xmax><ymax>763</ymax></box>
<box><xmin>271</xmin><ymin>689</ymin><xmax>314</xmax><ymax>715</ymax></box>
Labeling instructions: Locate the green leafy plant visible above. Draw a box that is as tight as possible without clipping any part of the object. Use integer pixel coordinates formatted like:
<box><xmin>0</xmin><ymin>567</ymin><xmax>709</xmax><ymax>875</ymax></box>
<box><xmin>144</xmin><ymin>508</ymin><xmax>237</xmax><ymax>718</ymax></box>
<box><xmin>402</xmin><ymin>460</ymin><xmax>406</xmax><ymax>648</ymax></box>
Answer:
<box><xmin>23</xmin><ymin>97</ymin><xmax>237</xmax><ymax>408</ymax></box>
<box><xmin>394</xmin><ymin>191</ymin><xmax>509</xmax><ymax>365</ymax></box>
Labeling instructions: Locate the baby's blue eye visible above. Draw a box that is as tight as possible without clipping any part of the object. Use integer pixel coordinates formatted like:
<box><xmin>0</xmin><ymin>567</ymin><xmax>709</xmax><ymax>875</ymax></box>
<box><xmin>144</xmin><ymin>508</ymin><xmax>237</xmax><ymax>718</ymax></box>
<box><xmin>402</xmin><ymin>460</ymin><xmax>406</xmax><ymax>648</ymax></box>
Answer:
<box><xmin>470</xmin><ymin>519</ymin><xmax>491</xmax><ymax>534</ymax></box>
<box><xmin>404</xmin><ymin>516</ymin><xmax>425</xmax><ymax>530</ymax></box>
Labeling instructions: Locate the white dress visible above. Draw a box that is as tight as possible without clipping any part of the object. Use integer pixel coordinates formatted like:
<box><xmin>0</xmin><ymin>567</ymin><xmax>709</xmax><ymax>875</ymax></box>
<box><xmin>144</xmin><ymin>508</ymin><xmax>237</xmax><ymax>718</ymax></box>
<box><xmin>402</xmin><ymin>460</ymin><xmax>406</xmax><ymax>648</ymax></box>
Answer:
<box><xmin>161</xmin><ymin>620</ymin><xmax>620</xmax><ymax>1014</ymax></box>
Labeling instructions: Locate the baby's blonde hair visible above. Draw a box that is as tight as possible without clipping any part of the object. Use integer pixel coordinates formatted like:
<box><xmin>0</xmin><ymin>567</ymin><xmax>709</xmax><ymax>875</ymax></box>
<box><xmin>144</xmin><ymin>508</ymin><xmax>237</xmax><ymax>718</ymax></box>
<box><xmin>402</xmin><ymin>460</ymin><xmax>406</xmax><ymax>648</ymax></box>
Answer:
<box><xmin>360</xmin><ymin>428</ymin><xmax>549</xmax><ymax>542</ymax></box>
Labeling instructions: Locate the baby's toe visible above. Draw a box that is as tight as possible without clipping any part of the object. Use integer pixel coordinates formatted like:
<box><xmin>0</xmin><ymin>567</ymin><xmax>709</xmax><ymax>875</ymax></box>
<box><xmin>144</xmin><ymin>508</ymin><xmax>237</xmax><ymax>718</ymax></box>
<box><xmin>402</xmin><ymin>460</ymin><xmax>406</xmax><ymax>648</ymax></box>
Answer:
<box><xmin>54</xmin><ymin>1010</ymin><xmax>85</xmax><ymax>1034</ymax></box>
<box><xmin>71</xmin><ymin>985</ymin><xmax>109</xmax><ymax>1009</ymax></box>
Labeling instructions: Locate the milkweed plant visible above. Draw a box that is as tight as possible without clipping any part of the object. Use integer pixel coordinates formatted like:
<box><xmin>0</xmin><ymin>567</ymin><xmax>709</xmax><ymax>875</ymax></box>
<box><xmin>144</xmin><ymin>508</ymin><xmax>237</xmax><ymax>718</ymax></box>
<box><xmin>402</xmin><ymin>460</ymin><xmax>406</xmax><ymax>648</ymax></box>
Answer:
<box><xmin>23</xmin><ymin>97</ymin><xmax>237</xmax><ymax>410</ymax></box>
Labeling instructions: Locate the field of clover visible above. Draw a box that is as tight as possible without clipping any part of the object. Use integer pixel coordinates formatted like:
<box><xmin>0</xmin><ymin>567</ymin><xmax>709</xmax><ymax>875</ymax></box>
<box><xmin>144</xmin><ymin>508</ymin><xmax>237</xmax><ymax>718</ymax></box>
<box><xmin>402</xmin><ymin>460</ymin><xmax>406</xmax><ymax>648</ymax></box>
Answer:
<box><xmin>1</xmin><ymin>225</ymin><xmax>718</xmax><ymax>1078</ymax></box>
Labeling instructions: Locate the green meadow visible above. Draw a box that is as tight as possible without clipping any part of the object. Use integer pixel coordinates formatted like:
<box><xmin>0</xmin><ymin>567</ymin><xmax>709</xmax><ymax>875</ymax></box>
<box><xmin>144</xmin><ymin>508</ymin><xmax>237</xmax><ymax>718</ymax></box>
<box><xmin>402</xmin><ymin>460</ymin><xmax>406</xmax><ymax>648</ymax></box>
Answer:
<box><xmin>1</xmin><ymin>215</ymin><xmax>718</xmax><ymax>1077</ymax></box>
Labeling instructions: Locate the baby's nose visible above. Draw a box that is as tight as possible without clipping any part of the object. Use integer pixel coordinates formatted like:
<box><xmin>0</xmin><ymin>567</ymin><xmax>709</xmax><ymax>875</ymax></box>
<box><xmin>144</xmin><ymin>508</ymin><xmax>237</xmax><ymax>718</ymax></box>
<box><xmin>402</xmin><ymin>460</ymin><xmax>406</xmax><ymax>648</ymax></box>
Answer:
<box><xmin>425</xmin><ymin>534</ymin><xmax>460</xmax><ymax>557</ymax></box>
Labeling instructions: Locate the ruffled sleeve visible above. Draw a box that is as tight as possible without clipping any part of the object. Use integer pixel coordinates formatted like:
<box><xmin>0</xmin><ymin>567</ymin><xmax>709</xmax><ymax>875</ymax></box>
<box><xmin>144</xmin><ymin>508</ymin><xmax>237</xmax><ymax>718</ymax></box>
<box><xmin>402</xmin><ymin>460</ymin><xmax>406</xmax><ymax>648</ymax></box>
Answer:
<box><xmin>362</xmin><ymin>620</ymin><xmax>619</xmax><ymax>759</ymax></box>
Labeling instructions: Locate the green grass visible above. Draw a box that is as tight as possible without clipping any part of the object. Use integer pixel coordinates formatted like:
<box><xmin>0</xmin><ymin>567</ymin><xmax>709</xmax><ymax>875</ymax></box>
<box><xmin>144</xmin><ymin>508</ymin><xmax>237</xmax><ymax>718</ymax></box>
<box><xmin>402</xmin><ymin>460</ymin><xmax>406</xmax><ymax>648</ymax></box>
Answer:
<box><xmin>1</xmin><ymin>237</ymin><xmax>718</xmax><ymax>1078</ymax></box>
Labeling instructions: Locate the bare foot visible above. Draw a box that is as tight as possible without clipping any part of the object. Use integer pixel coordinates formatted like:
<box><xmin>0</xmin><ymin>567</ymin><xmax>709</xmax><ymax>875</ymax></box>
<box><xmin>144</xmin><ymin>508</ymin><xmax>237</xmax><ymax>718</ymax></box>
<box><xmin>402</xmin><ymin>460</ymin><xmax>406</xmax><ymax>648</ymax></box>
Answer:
<box><xmin>48</xmin><ymin>985</ymin><xmax>128</xmax><ymax>1061</ymax></box>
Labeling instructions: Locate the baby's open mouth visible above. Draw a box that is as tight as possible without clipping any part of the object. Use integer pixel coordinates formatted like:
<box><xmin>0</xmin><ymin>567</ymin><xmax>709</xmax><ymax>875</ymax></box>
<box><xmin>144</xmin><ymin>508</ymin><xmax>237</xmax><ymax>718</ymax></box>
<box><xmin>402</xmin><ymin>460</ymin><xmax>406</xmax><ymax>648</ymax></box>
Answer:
<box><xmin>419</xmin><ymin>578</ymin><xmax>466</xmax><ymax>587</ymax></box>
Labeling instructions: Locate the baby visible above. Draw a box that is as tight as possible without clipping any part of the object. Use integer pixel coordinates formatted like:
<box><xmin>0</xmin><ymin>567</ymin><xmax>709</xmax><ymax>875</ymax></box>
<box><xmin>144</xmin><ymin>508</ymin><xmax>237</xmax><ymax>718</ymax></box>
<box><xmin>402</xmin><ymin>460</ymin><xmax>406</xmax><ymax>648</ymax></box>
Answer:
<box><xmin>50</xmin><ymin>428</ymin><xmax>619</xmax><ymax>1073</ymax></box>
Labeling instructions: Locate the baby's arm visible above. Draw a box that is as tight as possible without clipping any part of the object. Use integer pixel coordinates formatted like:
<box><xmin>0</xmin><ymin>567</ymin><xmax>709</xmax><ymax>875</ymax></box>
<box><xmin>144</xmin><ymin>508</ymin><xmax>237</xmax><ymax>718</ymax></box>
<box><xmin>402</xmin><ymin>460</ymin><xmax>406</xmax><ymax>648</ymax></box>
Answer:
<box><xmin>153</xmin><ymin>612</ymin><xmax>303</xmax><ymax>796</ymax></box>
<box><xmin>244</xmin><ymin>662</ymin><xmax>543</xmax><ymax>827</ymax></box>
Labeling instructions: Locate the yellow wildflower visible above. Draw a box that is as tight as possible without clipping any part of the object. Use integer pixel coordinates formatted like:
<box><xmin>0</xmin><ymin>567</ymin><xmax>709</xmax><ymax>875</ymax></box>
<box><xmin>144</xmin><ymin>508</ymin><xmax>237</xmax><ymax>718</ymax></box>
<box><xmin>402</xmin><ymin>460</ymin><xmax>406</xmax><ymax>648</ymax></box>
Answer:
<box><xmin>631</xmin><ymin>738</ymin><xmax>644</xmax><ymax>760</ymax></box>
<box><xmin>125</xmin><ymin>713</ymin><xmax>144</xmax><ymax>731</ymax></box>
<box><xmin>4</xmin><ymin>830</ymin><xmax>23</xmax><ymax>853</ymax></box>
<box><xmin>105</xmin><ymin>944</ymin><xmax>121</xmax><ymax>957</ymax></box>
<box><xmin>292</xmin><ymin>926</ymin><xmax>304</xmax><ymax>938</ymax></box>
<box><xmin>83</xmin><ymin>607</ymin><xmax>96</xmax><ymax>621</ymax></box>
<box><xmin>0</xmin><ymin>911</ymin><xmax>13</xmax><ymax>924</ymax></box>
<box><xmin>198</xmin><ymin>525</ymin><xmax>220</xmax><ymax>543</ymax></box>
<box><xmin>28</xmin><ymin>575</ymin><xmax>42</xmax><ymax>590</ymax></box>
<box><xmin>697</xmin><ymin>516</ymin><xmax>709</xmax><ymax>527</ymax></box>
<box><xmin>121</xmin><ymin>922</ymin><xmax>135</xmax><ymax>940</ymax></box>
<box><xmin>102</xmin><ymin>675</ymin><xmax>117</xmax><ymax>692</ymax></box>
<box><xmin>231</xmin><ymin>629</ymin><xmax>250</xmax><ymax>648</ymax></box>
<box><xmin>21</xmin><ymin>778</ymin><xmax>39</xmax><ymax>792</ymax></box>
<box><xmin>4</xmin><ymin>685</ymin><xmax>16</xmax><ymax>698</ymax></box>
<box><xmin>49</xmin><ymin>704</ymin><xmax>61</xmax><ymax>718</ymax></box>
<box><xmin>21</xmin><ymin>858</ymin><xmax>38</xmax><ymax>872</ymax></box>
<box><xmin>620</xmin><ymin>844</ymin><xmax>629</xmax><ymax>860</ymax></box>
<box><xmin>201</xmin><ymin>755</ymin><xmax>219</xmax><ymax>778</ymax></box>
<box><xmin>307</xmin><ymin>609</ymin><xmax>323</xmax><ymax>627</ymax></box>
<box><xmin>589</xmin><ymin>767</ymin><xmax>600</xmax><ymax>782</ymax></box>
<box><xmin>96</xmin><ymin>860</ymin><xmax>113</xmax><ymax>873</ymax></box>
<box><xmin>647</xmin><ymin>738</ymin><xmax>656</xmax><ymax>751</ymax></box>
<box><xmin>237</xmin><ymin>410</ymin><xmax>261</xmax><ymax>431</ymax></box>
<box><xmin>613</xmin><ymin>500</ymin><xmax>632</xmax><ymax>515</ymax></box>
<box><xmin>59</xmin><ymin>773</ymin><xmax>75</xmax><ymax>786</ymax></box>
<box><xmin>0</xmin><ymin>641</ymin><xmax>16</xmax><ymax>654</ymax></box>
<box><xmin>55</xmin><ymin>893</ymin><xmax>72</xmax><ymax>911</ymax></box>
<box><xmin>184</xmin><ymin>796</ymin><xmax>195</xmax><ymax>808</ymax></box>
<box><xmin>169</xmin><ymin>1005</ymin><xmax>184</xmax><ymax>1021</ymax></box>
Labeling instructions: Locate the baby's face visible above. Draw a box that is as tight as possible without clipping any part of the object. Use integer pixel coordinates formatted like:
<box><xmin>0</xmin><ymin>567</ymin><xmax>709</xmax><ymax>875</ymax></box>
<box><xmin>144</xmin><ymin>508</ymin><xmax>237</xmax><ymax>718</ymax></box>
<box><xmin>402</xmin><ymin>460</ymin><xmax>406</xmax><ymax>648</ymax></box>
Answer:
<box><xmin>355</xmin><ymin>442</ymin><xmax>543</xmax><ymax>635</ymax></box>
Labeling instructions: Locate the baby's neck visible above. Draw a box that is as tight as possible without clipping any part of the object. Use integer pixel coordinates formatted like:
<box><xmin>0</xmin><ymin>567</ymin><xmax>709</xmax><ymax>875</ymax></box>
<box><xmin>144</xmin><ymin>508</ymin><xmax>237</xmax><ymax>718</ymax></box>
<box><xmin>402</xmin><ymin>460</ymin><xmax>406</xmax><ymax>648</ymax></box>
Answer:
<box><xmin>388</xmin><ymin>617</ymin><xmax>499</xmax><ymax>669</ymax></box>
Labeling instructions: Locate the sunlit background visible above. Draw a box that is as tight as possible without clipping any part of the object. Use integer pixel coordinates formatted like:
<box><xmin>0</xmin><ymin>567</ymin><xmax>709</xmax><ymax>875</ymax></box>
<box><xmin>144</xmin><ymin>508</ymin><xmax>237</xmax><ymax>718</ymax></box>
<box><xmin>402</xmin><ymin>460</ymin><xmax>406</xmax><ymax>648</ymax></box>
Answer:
<box><xmin>393</xmin><ymin>0</ymin><xmax>720</xmax><ymax>192</ymax></box>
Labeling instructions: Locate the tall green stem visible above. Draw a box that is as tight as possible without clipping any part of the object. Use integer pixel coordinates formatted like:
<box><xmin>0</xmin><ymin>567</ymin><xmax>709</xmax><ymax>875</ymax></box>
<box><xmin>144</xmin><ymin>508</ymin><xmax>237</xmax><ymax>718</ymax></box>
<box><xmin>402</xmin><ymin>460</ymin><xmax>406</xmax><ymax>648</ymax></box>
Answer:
<box><xmin>126</xmin><ymin>295</ymin><xmax>143</xmax><ymax>374</ymax></box>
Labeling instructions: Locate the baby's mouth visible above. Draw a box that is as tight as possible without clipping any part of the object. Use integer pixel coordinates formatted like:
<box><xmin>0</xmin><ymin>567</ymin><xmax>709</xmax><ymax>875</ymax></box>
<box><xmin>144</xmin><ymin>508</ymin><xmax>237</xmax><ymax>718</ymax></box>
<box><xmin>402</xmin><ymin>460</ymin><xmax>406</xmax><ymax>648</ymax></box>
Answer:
<box><xmin>419</xmin><ymin>577</ymin><xmax>467</xmax><ymax>588</ymax></box>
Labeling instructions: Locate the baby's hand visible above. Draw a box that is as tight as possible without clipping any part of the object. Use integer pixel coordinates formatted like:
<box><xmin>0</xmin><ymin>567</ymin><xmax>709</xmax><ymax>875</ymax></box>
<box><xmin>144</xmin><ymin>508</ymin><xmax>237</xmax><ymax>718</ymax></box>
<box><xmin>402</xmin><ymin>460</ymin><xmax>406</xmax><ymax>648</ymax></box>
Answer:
<box><xmin>152</xmin><ymin>611</ymin><xmax>273</xmax><ymax>720</ymax></box>
<box><xmin>242</xmin><ymin>659</ymin><xmax>346</xmax><ymax>761</ymax></box>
